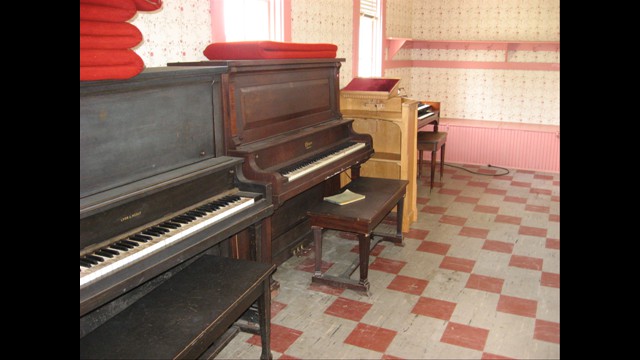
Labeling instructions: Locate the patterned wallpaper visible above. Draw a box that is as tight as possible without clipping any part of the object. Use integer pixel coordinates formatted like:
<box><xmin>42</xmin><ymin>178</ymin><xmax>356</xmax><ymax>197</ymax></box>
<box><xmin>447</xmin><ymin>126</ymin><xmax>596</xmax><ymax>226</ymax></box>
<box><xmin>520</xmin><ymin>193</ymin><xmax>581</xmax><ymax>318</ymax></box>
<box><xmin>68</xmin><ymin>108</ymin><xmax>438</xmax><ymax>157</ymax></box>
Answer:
<box><xmin>130</xmin><ymin>0</ymin><xmax>212</xmax><ymax>67</ymax></box>
<box><xmin>290</xmin><ymin>0</ymin><xmax>354</xmax><ymax>86</ymax></box>
<box><xmin>386</xmin><ymin>0</ymin><xmax>560</xmax><ymax>126</ymax></box>
<box><xmin>385</xmin><ymin>0</ymin><xmax>413</xmax><ymax>39</ymax></box>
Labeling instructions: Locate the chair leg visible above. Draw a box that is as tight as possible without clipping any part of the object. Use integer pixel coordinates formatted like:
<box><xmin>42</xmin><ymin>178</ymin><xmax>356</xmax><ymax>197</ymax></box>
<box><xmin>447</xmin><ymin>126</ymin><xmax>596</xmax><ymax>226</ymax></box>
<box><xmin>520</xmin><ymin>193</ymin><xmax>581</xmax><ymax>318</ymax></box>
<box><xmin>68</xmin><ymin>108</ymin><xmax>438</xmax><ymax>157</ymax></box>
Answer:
<box><xmin>430</xmin><ymin>150</ymin><xmax>436</xmax><ymax>192</ymax></box>
<box><xmin>440</xmin><ymin>144</ymin><xmax>445</xmax><ymax>181</ymax></box>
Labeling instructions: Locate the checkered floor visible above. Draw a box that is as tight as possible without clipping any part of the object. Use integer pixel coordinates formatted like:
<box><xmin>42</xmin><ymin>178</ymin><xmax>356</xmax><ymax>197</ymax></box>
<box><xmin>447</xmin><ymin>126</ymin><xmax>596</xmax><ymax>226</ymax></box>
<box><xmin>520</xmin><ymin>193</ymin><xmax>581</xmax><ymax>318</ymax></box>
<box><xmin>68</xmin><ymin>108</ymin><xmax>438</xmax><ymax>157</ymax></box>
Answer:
<box><xmin>217</xmin><ymin>163</ymin><xmax>560</xmax><ymax>359</ymax></box>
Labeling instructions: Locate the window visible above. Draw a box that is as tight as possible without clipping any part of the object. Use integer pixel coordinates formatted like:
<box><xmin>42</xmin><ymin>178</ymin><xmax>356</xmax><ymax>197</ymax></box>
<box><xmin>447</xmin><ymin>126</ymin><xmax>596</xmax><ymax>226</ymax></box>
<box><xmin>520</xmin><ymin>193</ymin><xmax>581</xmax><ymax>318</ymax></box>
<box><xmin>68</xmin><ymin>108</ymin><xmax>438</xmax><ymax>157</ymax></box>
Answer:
<box><xmin>212</xmin><ymin>0</ymin><xmax>289</xmax><ymax>42</ymax></box>
<box><xmin>358</xmin><ymin>0</ymin><xmax>382</xmax><ymax>77</ymax></box>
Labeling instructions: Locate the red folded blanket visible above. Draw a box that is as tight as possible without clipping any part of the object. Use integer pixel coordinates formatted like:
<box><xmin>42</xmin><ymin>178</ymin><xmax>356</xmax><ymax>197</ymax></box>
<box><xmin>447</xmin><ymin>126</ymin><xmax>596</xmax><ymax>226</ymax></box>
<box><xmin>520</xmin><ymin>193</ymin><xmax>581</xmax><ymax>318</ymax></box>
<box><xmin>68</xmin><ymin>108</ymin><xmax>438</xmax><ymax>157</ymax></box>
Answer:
<box><xmin>80</xmin><ymin>0</ymin><xmax>137</xmax><ymax>22</ymax></box>
<box><xmin>80</xmin><ymin>21</ymin><xmax>143</xmax><ymax>49</ymax></box>
<box><xmin>80</xmin><ymin>49</ymin><xmax>144</xmax><ymax>80</ymax></box>
<box><xmin>203</xmin><ymin>41</ymin><xmax>338</xmax><ymax>60</ymax></box>
<box><xmin>133</xmin><ymin>0</ymin><xmax>163</xmax><ymax>11</ymax></box>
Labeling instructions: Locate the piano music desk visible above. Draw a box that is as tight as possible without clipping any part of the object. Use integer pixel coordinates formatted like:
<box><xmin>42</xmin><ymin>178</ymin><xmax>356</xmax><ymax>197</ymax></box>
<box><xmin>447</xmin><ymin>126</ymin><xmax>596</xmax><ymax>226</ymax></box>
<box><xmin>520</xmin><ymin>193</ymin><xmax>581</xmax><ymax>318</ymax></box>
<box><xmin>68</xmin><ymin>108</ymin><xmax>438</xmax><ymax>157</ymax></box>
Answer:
<box><xmin>307</xmin><ymin>177</ymin><xmax>408</xmax><ymax>295</ymax></box>
<box><xmin>80</xmin><ymin>255</ymin><xmax>276</xmax><ymax>360</ymax></box>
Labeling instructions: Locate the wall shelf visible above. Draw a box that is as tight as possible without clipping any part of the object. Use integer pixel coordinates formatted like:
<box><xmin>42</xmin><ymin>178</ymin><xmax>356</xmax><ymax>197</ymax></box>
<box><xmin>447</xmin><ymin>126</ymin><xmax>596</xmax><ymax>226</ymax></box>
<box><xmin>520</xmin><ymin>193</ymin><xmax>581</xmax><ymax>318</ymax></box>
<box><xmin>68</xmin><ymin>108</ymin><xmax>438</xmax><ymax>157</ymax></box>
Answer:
<box><xmin>384</xmin><ymin>38</ymin><xmax>560</xmax><ymax>71</ymax></box>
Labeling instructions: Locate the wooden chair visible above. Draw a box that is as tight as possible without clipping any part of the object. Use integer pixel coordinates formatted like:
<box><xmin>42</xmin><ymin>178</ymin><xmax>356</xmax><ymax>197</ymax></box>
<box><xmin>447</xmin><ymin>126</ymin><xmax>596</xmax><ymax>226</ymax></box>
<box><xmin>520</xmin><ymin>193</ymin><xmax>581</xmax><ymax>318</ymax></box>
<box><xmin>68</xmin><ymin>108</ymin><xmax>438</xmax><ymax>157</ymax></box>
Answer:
<box><xmin>417</xmin><ymin>130</ymin><xmax>447</xmax><ymax>192</ymax></box>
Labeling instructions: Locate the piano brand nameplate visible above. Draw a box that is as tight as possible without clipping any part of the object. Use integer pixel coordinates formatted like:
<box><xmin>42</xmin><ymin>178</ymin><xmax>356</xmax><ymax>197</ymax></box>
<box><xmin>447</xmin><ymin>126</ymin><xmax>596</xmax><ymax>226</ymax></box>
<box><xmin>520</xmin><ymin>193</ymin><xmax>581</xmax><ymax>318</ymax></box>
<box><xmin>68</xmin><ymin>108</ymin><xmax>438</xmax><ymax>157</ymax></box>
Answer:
<box><xmin>80</xmin><ymin>66</ymin><xmax>227</xmax><ymax>199</ymax></box>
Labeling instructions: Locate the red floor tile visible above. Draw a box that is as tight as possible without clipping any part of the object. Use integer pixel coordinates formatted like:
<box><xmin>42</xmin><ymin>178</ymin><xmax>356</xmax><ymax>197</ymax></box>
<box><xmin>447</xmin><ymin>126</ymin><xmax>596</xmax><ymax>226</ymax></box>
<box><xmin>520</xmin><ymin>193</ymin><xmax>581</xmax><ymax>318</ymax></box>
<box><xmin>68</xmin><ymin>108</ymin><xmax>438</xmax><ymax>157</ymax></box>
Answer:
<box><xmin>478</xmin><ymin>168</ymin><xmax>498</xmax><ymax>175</ymax></box>
<box><xmin>533</xmin><ymin>174</ymin><xmax>554</xmax><ymax>180</ymax></box>
<box><xmin>496</xmin><ymin>295</ymin><xmax>537</xmax><ymax>318</ymax></box>
<box><xmin>549</xmin><ymin>214</ymin><xmax>560</xmax><ymax>222</ymax></box>
<box><xmin>248</xmin><ymin>323</ymin><xmax>302</xmax><ymax>354</ymax></box>
<box><xmin>344</xmin><ymin>323</ymin><xmax>397</xmax><ymax>353</ymax></box>
<box><xmin>482</xmin><ymin>352</ymin><xmax>515</xmax><ymax>359</ymax></box>
<box><xmin>278</xmin><ymin>354</ymin><xmax>301</xmax><ymax>360</ymax></box>
<box><xmin>518</xmin><ymin>225</ymin><xmax>547</xmax><ymax>237</ymax></box>
<box><xmin>382</xmin><ymin>354</ymin><xmax>404</xmax><ymax>360</ymax></box>
<box><xmin>325</xmin><ymin>297</ymin><xmax>373</xmax><ymax>322</ymax></box>
<box><xmin>524</xmin><ymin>204</ymin><xmax>550</xmax><ymax>213</ymax></box>
<box><xmin>494</xmin><ymin>214</ymin><xmax>522</xmax><ymax>225</ymax></box>
<box><xmin>504</xmin><ymin>196</ymin><xmax>527</xmax><ymax>203</ymax></box>
<box><xmin>454</xmin><ymin>196</ymin><xmax>480</xmax><ymax>204</ymax></box>
<box><xmin>422</xmin><ymin>205</ymin><xmax>447</xmax><ymax>214</ymax></box>
<box><xmin>474</xmin><ymin>204</ymin><xmax>500</xmax><ymax>214</ymax></box>
<box><xmin>468</xmin><ymin>181</ymin><xmax>490</xmax><ymax>188</ymax></box>
<box><xmin>459</xmin><ymin>226</ymin><xmax>490</xmax><ymax>239</ymax></box>
<box><xmin>369</xmin><ymin>257</ymin><xmax>407</xmax><ymax>274</ymax></box>
<box><xmin>308</xmin><ymin>282</ymin><xmax>345</xmax><ymax>296</ymax></box>
<box><xmin>494</xmin><ymin>175</ymin><xmax>514</xmax><ymax>181</ymax></box>
<box><xmin>271</xmin><ymin>301</ymin><xmax>287</xmax><ymax>318</ymax></box>
<box><xmin>416</xmin><ymin>240</ymin><xmax>450</xmax><ymax>255</ymax></box>
<box><xmin>440</xmin><ymin>322</ymin><xmax>489</xmax><ymax>351</ymax></box>
<box><xmin>551</xmin><ymin>195</ymin><xmax>560</xmax><ymax>202</ymax></box>
<box><xmin>412</xmin><ymin>296</ymin><xmax>457</xmax><ymax>321</ymax></box>
<box><xmin>516</xmin><ymin>169</ymin><xmax>535</xmax><ymax>174</ymax></box>
<box><xmin>530</xmin><ymin>187</ymin><xmax>552</xmax><ymax>195</ymax></box>
<box><xmin>552</xmin><ymin>180</ymin><xmax>560</xmax><ymax>186</ymax></box>
<box><xmin>406</xmin><ymin>228</ymin><xmax>430</xmax><ymax>240</ymax></box>
<box><xmin>484</xmin><ymin>188</ymin><xmax>508</xmax><ymax>195</ymax></box>
<box><xmin>439</xmin><ymin>188</ymin><xmax>462</xmax><ymax>196</ymax></box>
<box><xmin>482</xmin><ymin>239</ymin><xmax>514</xmax><ymax>254</ymax></box>
<box><xmin>540</xmin><ymin>272</ymin><xmax>560</xmax><ymax>288</ymax></box>
<box><xmin>510</xmin><ymin>181</ymin><xmax>532</xmax><ymax>188</ymax></box>
<box><xmin>350</xmin><ymin>243</ymin><xmax>386</xmax><ymax>257</ymax></box>
<box><xmin>387</xmin><ymin>274</ymin><xmax>429</xmax><ymax>295</ymax></box>
<box><xmin>416</xmin><ymin>196</ymin><xmax>429</xmax><ymax>204</ymax></box>
<box><xmin>439</xmin><ymin>215</ymin><xmax>467</xmax><ymax>226</ymax></box>
<box><xmin>295</xmin><ymin>258</ymin><xmax>333</xmax><ymax>273</ymax></box>
<box><xmin>440</xmin><ymin>256</ymin><xmax>475</xmax><ymax>273</ymax></box>
<box><xmin>534</xmin><ymin>319</ymin><xmax>560</xmax><ymax>344</ymax></box>
<box><xmin>465</xmin><ymin>273</ymin><xmax>504</xmax><ymax>293</ymax></box>
<box><xmin>545</xmin><ymin>238</ymin><xmax>560</xmax><ymax>250</ymax></box>
<box><xmin>509</xmin><ymin>254</ymin><xmax>543</xmax><ymax>270</ymax></box>
<box><xmin>452</xmin><ymin>174</ymin><xmax>472</xmax><ymax>181</ymax></box>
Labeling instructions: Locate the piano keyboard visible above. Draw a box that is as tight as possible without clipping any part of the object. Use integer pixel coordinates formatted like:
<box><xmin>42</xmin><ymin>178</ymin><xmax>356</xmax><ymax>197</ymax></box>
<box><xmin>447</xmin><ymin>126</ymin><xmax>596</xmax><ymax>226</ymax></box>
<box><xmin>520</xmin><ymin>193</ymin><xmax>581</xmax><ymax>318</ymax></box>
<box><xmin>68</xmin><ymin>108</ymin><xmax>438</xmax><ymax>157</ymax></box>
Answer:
<box><xmin>418</xmin><ymin>111</ymin><xmax>435</xmax><ymax>120</ymax></box>
<box><xmin>280</xmin><ymin>142</ymin><xmax>366</xmax><ymax>182</ymax></box>
<box><xmin>80</xmin><ymin>194</ymin><xmax>254</xmax><ymax>287</ymax></box>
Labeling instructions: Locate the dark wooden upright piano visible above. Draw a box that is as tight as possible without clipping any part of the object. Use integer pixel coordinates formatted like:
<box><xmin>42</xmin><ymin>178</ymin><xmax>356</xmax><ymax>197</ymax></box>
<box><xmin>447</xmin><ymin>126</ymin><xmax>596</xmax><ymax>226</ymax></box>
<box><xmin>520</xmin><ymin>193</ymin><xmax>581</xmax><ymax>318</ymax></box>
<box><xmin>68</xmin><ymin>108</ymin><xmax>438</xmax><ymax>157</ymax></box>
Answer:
<box><xmin>80</xmin><ymin>66</ymin><xmax>276</xmax><ymax>359</ymax></box>
<box><xmin>169</xmin><ymin>59</ymin><xmax>374</xmax><ymax>265</ymax></box>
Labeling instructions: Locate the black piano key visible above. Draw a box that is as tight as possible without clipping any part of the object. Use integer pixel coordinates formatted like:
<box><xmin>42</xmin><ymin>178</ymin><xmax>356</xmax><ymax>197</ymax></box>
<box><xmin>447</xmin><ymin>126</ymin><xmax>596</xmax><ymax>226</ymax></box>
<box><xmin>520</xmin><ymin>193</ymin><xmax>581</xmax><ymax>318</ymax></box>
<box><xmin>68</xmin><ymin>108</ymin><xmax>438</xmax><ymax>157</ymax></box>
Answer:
<box><xmin>186</xmin><ymin>210</ymin><xmax>206</xmax><ymax>218</ymax></box>
<box><xmin>171</xmin><ymin>216</ymin><xmax>190</xmax><ymax>224</ymax></box>
<box><xmin>160</xmin><ymin>221</ymin><xmax>181</xmax><ymax>229</ymax></box>
<box><xmin>130</xmin><ymin>234</ymin><xmax>152</xmax><ymax>242</ymax></box>
<box><xmin>95</xmin><ymin>250</ymin><xmax>114</xmax><ymax>258</ymax></box>
<box><xmin>142</xmin><ymin>229</ymin><xmax>162</xmax><ymax>237</ymax></box>
<box><xmin>80</xmin><ymin>259</ymin><xmax>94</xmax><ymax>268</ymax></box>
<box><xmin>82</xmin><ymin>256</ymin><xmax>99</xmax><ymax>265</ymax></box>
<box><xmin>150</xmin><ymin>226</ymin><xmax>170</xmax><ymax>234</ymax></box>
<box><xmin>101</xmin><ymin>248</ymin><xmax>119</xmax><ymax>256</ymax></box>
<box><xmin>110</xmin><ymin>244</ymin><xmax>129</xmax><ymax>251</ymax></box>
<box><xmin>85</xmin><ymin>254</ymin><xmax>105</xmax><ymax>263</ymax></box>
<box><xmin>119</xmin><ymin>239</ymin><xmax>139</xmax><ymax>247</ymax></box>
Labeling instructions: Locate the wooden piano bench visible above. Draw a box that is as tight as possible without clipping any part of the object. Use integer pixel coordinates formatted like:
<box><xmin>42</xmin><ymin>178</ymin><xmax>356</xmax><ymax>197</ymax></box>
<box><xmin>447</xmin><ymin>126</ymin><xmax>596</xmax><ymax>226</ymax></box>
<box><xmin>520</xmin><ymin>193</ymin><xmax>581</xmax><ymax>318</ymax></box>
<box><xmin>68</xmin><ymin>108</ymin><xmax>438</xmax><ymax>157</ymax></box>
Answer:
<box><xmin>80</xmin><ymin>255</ymin><xmax>277</xmax><ymax>360</ymax></box>
<box><xmin>307</xmin><ymin>177</ymin><xmax>408</xmax><ymax>295</ymax></box>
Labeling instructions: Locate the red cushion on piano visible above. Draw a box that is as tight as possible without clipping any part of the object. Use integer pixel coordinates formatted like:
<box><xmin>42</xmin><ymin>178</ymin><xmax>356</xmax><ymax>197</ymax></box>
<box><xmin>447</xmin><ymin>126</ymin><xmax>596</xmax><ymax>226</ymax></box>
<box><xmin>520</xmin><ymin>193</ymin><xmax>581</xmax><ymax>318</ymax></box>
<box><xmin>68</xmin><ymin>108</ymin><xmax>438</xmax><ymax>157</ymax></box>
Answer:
<box><xmin>203</xmin><ymin>41</ymin><xmax>337</xmax><ymax>60</ymax></box>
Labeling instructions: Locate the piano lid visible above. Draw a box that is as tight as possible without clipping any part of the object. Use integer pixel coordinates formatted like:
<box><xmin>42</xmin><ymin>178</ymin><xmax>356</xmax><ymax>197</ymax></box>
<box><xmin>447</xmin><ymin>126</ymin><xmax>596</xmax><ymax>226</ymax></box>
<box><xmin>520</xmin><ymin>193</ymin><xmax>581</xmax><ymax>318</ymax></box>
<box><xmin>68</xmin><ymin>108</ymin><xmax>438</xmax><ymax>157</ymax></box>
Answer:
<box><xmin>341</xmin><ymin>77</ymin><xmax>401</xmax><ymax>100</ymax></box>
<box><xmin>80</xmin><ymin>66</ymin><xmax>228</xmax><ymax>200</ymax></box>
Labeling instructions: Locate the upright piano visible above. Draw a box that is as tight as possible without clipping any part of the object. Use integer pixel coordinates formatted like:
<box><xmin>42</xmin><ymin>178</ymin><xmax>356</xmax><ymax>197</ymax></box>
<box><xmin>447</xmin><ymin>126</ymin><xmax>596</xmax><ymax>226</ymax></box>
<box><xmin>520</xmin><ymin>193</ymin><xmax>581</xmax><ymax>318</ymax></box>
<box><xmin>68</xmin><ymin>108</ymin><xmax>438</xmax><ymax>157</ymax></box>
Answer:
<box><xmin>80</xmin><ymin>66</ymin><xmax>275</xmax><ymax>359</ymax></box>
<box><xmin>169</xmin><ymin>59</ymin><xmax>374</xmax><ymax>265</ymax></box>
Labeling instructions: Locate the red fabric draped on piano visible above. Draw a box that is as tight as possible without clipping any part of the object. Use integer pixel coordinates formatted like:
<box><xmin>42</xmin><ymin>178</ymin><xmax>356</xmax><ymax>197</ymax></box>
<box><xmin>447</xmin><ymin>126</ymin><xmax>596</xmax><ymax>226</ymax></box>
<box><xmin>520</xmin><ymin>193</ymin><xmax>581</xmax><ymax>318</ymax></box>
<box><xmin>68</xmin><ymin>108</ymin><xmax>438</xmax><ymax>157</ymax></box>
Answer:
<box><xmin>203</xmin><ymin>41</ymin><xmax>338</xmax><ymax>60</ymax></box>
<box><xmin>79</xmin><ymin>0</ymin><xmax>163</xmax><ymax>81</ymax></box>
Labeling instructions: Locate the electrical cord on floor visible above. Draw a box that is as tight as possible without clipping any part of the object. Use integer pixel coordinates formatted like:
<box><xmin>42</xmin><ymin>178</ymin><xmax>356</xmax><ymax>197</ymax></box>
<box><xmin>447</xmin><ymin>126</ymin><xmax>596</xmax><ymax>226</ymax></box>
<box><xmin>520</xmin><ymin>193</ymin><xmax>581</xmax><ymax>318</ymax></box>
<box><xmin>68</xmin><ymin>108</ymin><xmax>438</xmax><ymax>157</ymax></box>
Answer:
<box><xmin>444</xmin><ymin>163</ymin><xmax>510</xmax><ymax>176</ymax></box>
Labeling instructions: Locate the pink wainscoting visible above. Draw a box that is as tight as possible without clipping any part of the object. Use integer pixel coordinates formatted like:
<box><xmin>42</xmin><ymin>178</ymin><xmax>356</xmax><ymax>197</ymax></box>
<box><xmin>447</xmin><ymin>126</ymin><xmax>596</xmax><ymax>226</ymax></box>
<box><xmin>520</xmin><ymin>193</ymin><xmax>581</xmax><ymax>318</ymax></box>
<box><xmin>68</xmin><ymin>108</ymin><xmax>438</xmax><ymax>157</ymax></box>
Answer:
<box><xmin>419</xmin><ymin>119</ymin><xmax>560</xmax><ymax>173</ymax></box>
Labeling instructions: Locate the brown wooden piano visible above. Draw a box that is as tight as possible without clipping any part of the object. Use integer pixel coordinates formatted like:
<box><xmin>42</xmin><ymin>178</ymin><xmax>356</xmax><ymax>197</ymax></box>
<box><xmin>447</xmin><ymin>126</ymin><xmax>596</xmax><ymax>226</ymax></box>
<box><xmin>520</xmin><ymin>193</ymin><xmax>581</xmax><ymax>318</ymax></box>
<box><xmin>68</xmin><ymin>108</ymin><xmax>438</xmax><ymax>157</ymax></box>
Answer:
<box><xmin>80</xmin><ymin>67</ymin><xmax>276</xmax><ymax>359</ymax></box>
<box><xmin>169</xmin><ymin>59</ymin><xmax>374</xmax><ymax>265</ymax></box>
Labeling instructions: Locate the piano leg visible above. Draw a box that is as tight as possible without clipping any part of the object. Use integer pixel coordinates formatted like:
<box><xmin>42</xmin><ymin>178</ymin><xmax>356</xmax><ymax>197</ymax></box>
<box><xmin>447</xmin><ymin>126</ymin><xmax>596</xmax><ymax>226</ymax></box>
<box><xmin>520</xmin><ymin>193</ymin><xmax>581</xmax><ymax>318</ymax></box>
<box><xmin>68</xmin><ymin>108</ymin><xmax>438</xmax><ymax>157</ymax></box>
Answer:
<box><xmin>258</xmin><ymin>277</ymin><xmax>273</xmax><ymax>360</ymax></box>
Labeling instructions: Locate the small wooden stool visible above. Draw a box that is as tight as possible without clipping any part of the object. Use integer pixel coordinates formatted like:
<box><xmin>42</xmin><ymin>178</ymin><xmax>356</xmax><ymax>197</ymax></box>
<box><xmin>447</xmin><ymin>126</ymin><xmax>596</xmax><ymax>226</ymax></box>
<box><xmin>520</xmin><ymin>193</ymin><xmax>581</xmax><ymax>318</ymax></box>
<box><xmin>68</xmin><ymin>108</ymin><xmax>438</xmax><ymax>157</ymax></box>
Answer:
<box><xmin>307</xmin><ymin>177</ymin><xmax>408</xmax><ymax>295</ymax></box>
<box><xmin>417</xmin><ymin>131</ymin><xmax>447</xmax><ymax>192</ymax></box>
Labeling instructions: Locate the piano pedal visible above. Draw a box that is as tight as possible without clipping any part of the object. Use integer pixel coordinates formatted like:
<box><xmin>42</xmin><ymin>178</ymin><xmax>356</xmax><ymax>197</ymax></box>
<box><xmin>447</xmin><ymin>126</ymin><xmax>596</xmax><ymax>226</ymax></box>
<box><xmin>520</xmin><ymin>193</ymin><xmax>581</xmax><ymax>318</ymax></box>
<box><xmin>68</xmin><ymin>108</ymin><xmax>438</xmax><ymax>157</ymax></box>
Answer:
<box><xmin>291</xmin><ymin>243</ymin><xmax>312</xmax><ymax>257</ymax></box>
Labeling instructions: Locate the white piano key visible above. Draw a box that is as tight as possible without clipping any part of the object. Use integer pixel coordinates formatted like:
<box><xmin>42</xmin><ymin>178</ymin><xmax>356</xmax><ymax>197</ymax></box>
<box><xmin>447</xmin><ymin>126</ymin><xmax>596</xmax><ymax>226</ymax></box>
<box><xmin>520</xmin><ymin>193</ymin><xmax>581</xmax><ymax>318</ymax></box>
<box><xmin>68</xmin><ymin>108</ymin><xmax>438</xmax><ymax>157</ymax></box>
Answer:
<box><xmin>283</xmin><ymin>142</ymin><xmax>366</xmax><ymax>181</ymax></box>
<box><xmin>80</xmin><ymin>196</ymin><xmax>254</xmax><ymax>287</ymax></box>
